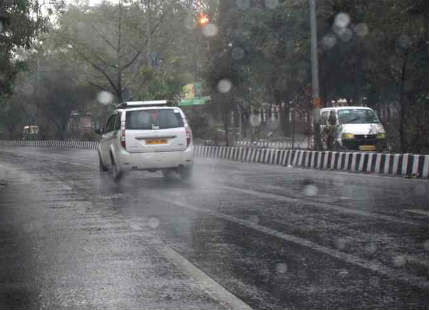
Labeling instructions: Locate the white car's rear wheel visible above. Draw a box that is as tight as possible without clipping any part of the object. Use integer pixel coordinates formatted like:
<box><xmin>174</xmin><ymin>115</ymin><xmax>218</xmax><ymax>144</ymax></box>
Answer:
<box><xmin>111</xmin><ymin>155</ymin><xmax>123</xmax><ymax>182</ymax></box>
<box><xmin>179</xmin><ymin>166</ymin><xmax>193</xmax><ymax>181</ymax></box>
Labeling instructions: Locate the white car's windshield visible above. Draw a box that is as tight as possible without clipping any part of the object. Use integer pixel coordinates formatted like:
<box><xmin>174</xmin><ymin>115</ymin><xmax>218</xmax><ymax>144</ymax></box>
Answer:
<box><xmin>338</xmin><ymin>109</ymin><xmax>380</xmax><ymax>124</ymax></box>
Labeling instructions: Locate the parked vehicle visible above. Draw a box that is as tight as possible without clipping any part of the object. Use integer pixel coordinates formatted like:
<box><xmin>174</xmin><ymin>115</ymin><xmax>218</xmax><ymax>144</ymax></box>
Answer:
<box><xmin>96</xmin><ymin>101</ymin><xmax>193</xmax><ymax>181</ymax></box>
<box><xmin>320</xmin><ymin>106</ymin><xmax>386</xmax><ymax>152</ymax></box>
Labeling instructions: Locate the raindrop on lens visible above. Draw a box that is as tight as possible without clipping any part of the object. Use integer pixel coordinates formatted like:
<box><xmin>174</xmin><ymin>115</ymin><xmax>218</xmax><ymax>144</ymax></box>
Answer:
<box><xmin>217</xmin><ymin>79</ymin><xmax>232</xmax><ymax>94</ymax></box>
<box><xmin>334</xmin><ymin>12</ymin><xmax>350</xmax><ymax>29</ymax></box>
<box><xmin>232</xmin><ymin>47</ymin><xmax>245</xmax><ymax>60</ymax></box>
<box><xmin>354</xmin><ymin>23</ymin><xmax>369</xmax><ymax>37</ymax></box>
<box><xmin>236</xmin><ymin>0</ymin><xmax>250</xmax><ymax>10</ymax></box>
<box><xmin>275</xmin><ymin>263</ymin><xmax>288</xmax><ymax>274</ymax></box>
<box><xmin>334</xmin><ymin>238</ymin><xmax>347</xmax><ymax>250</ymax></box>
<box><xmin>365</xmin><ymin>243</ymin><xmax>377</xmax><ymax>254</ymax></box>
<box><xmin>398</xmin><ymin>34</ymin><xmax>411</xmax><ymax>49</ymax></box>
<box><xmin>148</xmin><ymin>217</ymin><xmax>160</xmax><ymax>229</ymax></box>
<box><xmin>97</xmin><ymin>91</ymin><xmax>114</xmax><ymax>105</ymax></box>
<box><xmin>392</xmin><ymin>255</ymin><xmax>406</xmax><ymax>267</ymax></box>
<box><xmin>338</xmin><ymin>28</ymin><xmax>353</xmax><ymax>42</ymax></box>
<box><xmin>264</xmin><ymin>0</ymin><xmax>279</xmax><ymax>9</ymax></box>
<box><xmin>202</xmin><ymin>23</ymin><xmax>218</xmax><ymax>37</ymax></box>
<box><xmin>184</xmin><ymin>14</ymin><xmax>195</xmax><ymax>30</ymax></box>
<box><xmin>322</xmin><ymin>34</ymin><xmax>337</xmax><ymax>50</ymax></box>
<box><xmin>249</xmin><ymin>114</ymin><xmax>261</xmax><ymax>127</ymax></box>
<box><xmin>248</xmin><ymin>215</ymin><xmax>259</xmax><ymax>224</ymax></box>
<box><xmin>303</xmin><ymin>184</ymin><xmax>318</xmax><ymax>196</ymax></box>
<box><xmin>369</xmin><ymin>276</ymin><xmax>380</xmax><ymax>287</ymax></box>
<box><xmin>423</xmin><ymin>240</ymin><xmax>429</xmax><ymax>251</ymax></box>
<box><xmin>22</xmin><ymin>83</ymin><xmax>34</xmax><ymax>96</ymax></box>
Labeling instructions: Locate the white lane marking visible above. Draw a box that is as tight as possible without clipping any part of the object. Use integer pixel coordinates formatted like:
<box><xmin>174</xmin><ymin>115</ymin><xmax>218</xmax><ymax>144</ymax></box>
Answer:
<box><xmin>405</xmin><ymin>209</ymin><xmax>429</xmax><ymax>217</ymax></box>
<box><xmin>158</xmin><ymin>246</ymin><xmax>254</xmax><ymax>310</ymax></box>
<box><xmin>152</xmin><ymin>196</ymin><xmax>428</xmax><ymax>290</ymax></box>
<box><xmin>217</xmin><ymin>185</ymin><xmax>423</xmax><ymax>227</ymax></box>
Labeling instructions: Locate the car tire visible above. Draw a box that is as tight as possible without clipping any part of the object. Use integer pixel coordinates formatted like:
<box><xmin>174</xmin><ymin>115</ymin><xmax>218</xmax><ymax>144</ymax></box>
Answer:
<box><xmin>162</xmin><ymin>169</ymin><xmax>175</xmax><ymax>181</ymax></box>
<box><xmin>111</xmin><ymin>155</ymin><xmax>123</xmax><ymax>182</ymax></box>
<box><xmin>99</xmin><ymin>154</ymin><xmax>108</xmax><ymax>172</ymax></box>
<box><xmin>179</xmin><ymin>166</ymin><xmax>193</xmax><ymax>181</ymax></box>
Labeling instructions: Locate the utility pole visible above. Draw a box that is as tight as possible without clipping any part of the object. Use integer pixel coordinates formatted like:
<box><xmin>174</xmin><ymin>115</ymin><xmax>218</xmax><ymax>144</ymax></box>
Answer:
<box><xmin>146</xmin><ymin>0</ymin><xmax>152</xmax><ymax>67</ymax></box>
<box><xmin>309</xmin><ymin>0</ymin><xmax>321</xmax><ymax>150</ymax></box>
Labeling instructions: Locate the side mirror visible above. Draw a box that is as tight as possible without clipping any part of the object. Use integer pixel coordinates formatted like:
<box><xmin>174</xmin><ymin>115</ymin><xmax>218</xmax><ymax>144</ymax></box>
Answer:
<box><xmin>95</xmin><ymin>128</ymin><xmax>103</xmax><ymax>135</ymax></box>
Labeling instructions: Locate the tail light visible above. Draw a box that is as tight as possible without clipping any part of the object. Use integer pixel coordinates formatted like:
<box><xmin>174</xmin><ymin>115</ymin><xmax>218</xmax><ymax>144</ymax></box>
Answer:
<box><xmin>186</xmin><ymin>127</ymin><xmax>192</xmax><ymax>147</ymax></box>
<box><xmin>120</xmin><ymin>123</ymin><xmax>126</xmax><ymax>149</ymax></box>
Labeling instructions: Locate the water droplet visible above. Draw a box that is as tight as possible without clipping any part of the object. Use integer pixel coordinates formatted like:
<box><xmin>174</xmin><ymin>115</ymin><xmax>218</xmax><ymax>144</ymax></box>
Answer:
<box><xmin>338</xmin><ymin>28</ymin><xmax>353</xmax><ymax>42</ymax></box>
<box><xmin>414</xmin><ymin>184</ymin><xmax>426</xmax><ymax>196</ymax></box>
<box><xmin>264</xmin><ymin>0</ymin><xmax>279</xmax><ymax>9</ymax></box>
<box><xmin>148</xmin><ymin>217</ymin><xmax>160</xmax><ymax>229</ymax></box>
<box><xmin>338</xmin><ymin>269</ymin><xmax>349</xmax><ymax>277</ymax></box>
<box><xmin>364</xmin><ymin>243</ymin><xmax>377</xmax><ymax>255</ymax></box>
<box><xmin>322</xmin><ymin>34</ymin><xmax>337</xmax><ymax>50</ymax></box>
<box><xmin>275</xmin><ymin>263</ymin><xmax>288</xmax><ymax>273</ymax></box>
<box><xmin>303</xmin><ymin>184</ymin><xmax>318</xmax><ymax>197</ymax></box>
<box><xmin>398</xmin><ymin>34</ymin><xmax>411</xmax><ymax>49</ymax></box>
<box><xmin>334</xmin><ymin>238</ymin><xmax>347</xmax><ymax>250</ymax></box>
<box><xmin>369</xmin><ymin>276</ymin><xmax>380</xmax><ymax>287</ymax></box>
<box><xmin>232</xmin><ymin>47</ymin><xmax>245</xmax><ymax>60</ymax></box>
<box><xmin>97</xmin><ymin>91</ymin><xmax>114</xmax><ymax>105</ymax></box>
<box><xmin>248</xmin><ymin>215</ymin><xmax>259</xmax><ymax>224</ymax></box>
<box><xmin>249</xmin><ymin>114</ymin><xmax>261</xmax><ymax>127</ymax></box>
<box><xmin>354</xmin><ymin>23</ymin><xmax>368</xmax><ymax>37</ymax></box>
<box><xmin>202</xmin><ymin>23</ymin><xmax>218</xmax><ymax>37</ymax></box>
<box><xmin>22</xmin><ymin>83</ymin><xmax>34</xmax><ymax>96</ymax></box>
<box><xmin>392</xmin><ymin>255</ymin><xmax>406</xmax><ymax>267</ymax></box>
<box><xmin>334</xmin><ymin>12</ymin><xmax>350</xmax><ymax>29</ymax></box>
<box><xmin>423</xmin><ymin>240</ymin><xmax>429</xmax><ymax>251</ymax></box>
<box><xmin>184</xmin><ymin>14</ymin><xmax>195</xmax><ymax>30</ymax></box>
<box><xmin>236</xmin><ymin>0</ymin><xmax>250</xmax><ymax>10</ymax></box>
<box><xmin>217</xmin><ymin>79</ymin><xmax>232</xmax><ymax>94</ymax></box>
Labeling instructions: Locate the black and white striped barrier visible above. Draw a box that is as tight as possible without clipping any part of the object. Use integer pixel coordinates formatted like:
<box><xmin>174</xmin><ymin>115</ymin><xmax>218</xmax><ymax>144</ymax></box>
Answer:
<box><xmin>194</xmin><ymin>145</ymin><xmax>429</xmax><ymax>179</ymax></box>
<box><xmin>0</xmin><ymin>140</ymin><xmax>99</xmax><ymax>150</ymax></box>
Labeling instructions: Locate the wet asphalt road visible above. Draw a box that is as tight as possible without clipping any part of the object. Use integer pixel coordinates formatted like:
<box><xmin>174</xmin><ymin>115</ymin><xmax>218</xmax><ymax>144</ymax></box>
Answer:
<box><xmin>0</xmin><ymin>146</ymin><xmax>428</xmax><ymax>310</ymax></box>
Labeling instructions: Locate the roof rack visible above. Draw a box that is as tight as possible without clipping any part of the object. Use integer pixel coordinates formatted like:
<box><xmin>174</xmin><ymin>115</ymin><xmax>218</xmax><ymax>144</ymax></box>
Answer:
<box><xmin>116</xmin><ymin>100</ymin><xmax>169</xmax><ymax>109</ymax></box>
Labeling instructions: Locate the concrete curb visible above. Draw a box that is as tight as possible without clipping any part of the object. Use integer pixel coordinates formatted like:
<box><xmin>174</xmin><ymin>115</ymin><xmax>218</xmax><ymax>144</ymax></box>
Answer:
<box><xmin>1</xmin><ymin>140</ymin><xmax>428</xmax><ymax>178</ymax></box>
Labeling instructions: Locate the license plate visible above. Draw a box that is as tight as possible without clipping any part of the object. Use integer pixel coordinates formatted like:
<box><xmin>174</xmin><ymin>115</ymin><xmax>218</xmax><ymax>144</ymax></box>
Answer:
<box><xmin>359</xmin><ymin>145</ymin><xmax>376</xmax><ymax>151</ymax></box>
<box><xmin>146</xmin><ymin>139</ymin><xmax>167</xmax><ymax>145</ymax></box>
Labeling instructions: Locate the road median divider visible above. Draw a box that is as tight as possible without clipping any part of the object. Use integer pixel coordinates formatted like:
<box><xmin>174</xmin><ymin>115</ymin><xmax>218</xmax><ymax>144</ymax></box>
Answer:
<box><xmin>1</xmin><ymin>140</ymin><xmax>427</xmax><ymax>179</ymax></box>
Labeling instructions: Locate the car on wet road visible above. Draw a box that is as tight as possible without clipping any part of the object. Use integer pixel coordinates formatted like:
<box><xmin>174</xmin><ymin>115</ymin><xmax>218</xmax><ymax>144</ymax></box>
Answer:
<box><xmin>97</xmin><ymin>101</ymin><xmax>194</xmax><ymax>181</ymax></box>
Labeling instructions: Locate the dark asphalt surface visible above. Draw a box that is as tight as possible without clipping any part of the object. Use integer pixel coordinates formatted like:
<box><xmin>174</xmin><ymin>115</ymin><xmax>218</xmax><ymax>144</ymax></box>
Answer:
<box><xmin>0</xmin><ymin>146</ymin><xmax>428</xmax><ymax>309</ymax></box>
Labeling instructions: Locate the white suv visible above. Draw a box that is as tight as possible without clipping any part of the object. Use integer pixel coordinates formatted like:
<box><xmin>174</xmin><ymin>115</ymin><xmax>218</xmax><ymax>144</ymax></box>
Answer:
<box><xmin>97</xmin><ymin>101</ymin><xmax>193</xmax><ymax>181</ymax></box>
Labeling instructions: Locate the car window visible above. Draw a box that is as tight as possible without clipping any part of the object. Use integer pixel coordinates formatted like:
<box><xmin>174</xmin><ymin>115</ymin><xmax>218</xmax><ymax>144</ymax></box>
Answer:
<box><xmin>114</xmin><ymin>112</ymin><xmax>121</xmax><ymax>130</ymax></box>
<box><xmin>338</xmin><ymin>109</ymin><xmax>380</xmax><ymax>124</ymax></box>
<box><xmin>105</xmin><ymin>115</ymin><xmax>116</xmax><ymax>133</ymax></box>
<box><xmin>126</xmin><ymin>109</ymin><xmax>184</xmax><ymax>130</ymax></box>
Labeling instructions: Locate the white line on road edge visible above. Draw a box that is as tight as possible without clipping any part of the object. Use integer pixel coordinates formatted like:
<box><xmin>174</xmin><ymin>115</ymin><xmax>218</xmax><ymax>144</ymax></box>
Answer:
<box><xmin>153</xmin><ymin>196</ymin><xmax>428</xmax><ymax>290</ymax></box>
<box><xmin>158</xmin><ymin>246</ymin><xmax>254</xmax><ymax>310</ymax></box>
<box><xmin>218</xmin><ymin>185</ymin><xmax>423</xmax><ymax>227</ymax></box>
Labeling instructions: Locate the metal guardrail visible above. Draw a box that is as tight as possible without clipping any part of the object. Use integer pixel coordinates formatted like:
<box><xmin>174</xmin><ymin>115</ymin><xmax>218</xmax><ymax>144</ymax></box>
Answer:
<box><xmin>1</xmin><ymin>140</ymin><xmax>428</xmax><ymax>178</ymax></box>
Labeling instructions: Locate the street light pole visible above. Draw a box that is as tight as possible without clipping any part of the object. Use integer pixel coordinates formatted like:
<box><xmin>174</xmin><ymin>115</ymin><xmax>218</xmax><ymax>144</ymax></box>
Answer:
<box><xmin>309</xmin><ymin>0</ymin><xmax>321</xmax><ymax>150</ymax></box>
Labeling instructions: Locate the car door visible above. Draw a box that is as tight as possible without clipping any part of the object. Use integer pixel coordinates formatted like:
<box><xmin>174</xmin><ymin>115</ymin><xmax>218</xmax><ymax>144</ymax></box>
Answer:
<box><xmin>101</xmin><ymin>114</ymin><xmax>116</xmax><ymax>166</ymax></box>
